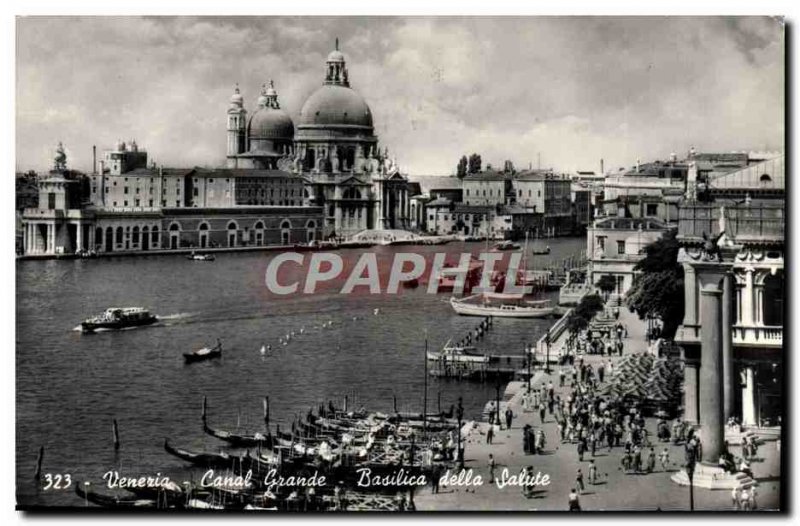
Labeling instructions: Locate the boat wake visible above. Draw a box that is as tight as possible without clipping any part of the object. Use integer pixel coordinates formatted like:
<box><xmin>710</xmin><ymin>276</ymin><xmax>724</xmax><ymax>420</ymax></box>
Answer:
<box><xmin>156</xmin><ymin>312</ymin><xmax>195</xmax><ymax>325</ymax></box>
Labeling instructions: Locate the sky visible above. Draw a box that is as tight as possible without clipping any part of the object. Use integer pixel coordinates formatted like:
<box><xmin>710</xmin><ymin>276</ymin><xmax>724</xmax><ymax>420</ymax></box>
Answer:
<box><xmin>16</xmin><ymin>16</ymin><xmax>785</xmax><ymax>176</ymax></box>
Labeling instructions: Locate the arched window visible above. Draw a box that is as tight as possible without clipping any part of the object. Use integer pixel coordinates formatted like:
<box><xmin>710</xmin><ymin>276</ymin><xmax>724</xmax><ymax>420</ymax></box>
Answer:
<box><xmin>280</xmin><ymin>219</ymin><xmax>291</xmax><ymax>245</ymax></box>
<box><xmin>151</xmin><ymin>226</ymin><xmax>159</xmax><ymax>245</ymax></box>
<box><xmin>198</xmin><ymin>222</ymin><xmax>210</xmax><ymax>248</ymax></box>
<box><xmin>115</xmin><ymin>227</ymin><xmax>123</xmax><ymax>244</ymax></box>
<box><xmin>343</xmin><ymin>187</ymin><xmax>362</xmax><ymax>200</ymax></box>
<box><xmin>760</xmin><ymin>174</ymin><xmax>772</xmax><ymax>187</ymax></box>
<box><xmin>132</xmin><ymin>226</ymin><xmax>140</xmax><ymax>244</ymax></box>
<box><xmin>306</xmin><ymin>219</ymin><xmax>316</xmax><ymax>243</ymax></box>
<box><xmin>168</xmin><ymin>223</ymin><xmax>180</xmax><ymax>249</ymax></box>
<box><xmin>763</xmin><ymin>271</ymin><xmax>784</xmax><ymax>326</ymax></box>
<box><xmin>253</xmin><ymin>220</ymin><xmax>265</xmax><ymax>245</ymax></box>
<box><xmin>227</xmin><ymin>221</ymin><xmax>238</xmax><ymax>247</ymax></box>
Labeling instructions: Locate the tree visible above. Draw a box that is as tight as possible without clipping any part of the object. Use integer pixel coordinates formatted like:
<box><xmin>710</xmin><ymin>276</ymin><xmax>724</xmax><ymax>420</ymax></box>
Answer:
<box><xmin>575</xmin><ymin>294</ymin><xmax>604</xmax><ymax>320</ymax></box>
<box><xmin>625</xmin><ymin>228</ymin><xmax>685</xmax><ymax>339</ymax></box>
<box><xmin>468</xmin><ymin>153</ymin><xmax>482</xmax><ymax>174</ymax></box>
<box><xmin>595</xmin><ymin>274</ymin><xmax>617</xmax><ymax>301</ymax></box>
<box><xmin>456</xmin><ymin>156</ymin><xmax>468</xmax><ymax>179</ymax></box>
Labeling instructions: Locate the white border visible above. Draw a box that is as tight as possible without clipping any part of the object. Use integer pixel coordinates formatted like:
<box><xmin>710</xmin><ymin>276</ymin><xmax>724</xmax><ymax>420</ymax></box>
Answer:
<box><xmin>3</xmin><ymin>1</ymin><xmax>797</xmax><ymax>525</ymax></box>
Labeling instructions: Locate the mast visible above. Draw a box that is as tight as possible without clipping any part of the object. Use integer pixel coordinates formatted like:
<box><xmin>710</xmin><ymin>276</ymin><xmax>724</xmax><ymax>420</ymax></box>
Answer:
<box><xmin>423</xmin><ymin>331</ymin><xmax>428</xmax><ymax>435</ymax></box>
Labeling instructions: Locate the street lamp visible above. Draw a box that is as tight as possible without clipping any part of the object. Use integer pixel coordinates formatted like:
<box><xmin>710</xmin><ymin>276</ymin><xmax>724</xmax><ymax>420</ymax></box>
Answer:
<box><xmin>526</xmin><ymin>344</ymin><xmax>532</xmax><ymax>393</ymax></box>
<box><xmin>685</xmin><ymin>443</ymin><xmax>697</xmax><ymax>511</ymax></box>
<box><xmin>456</xmin><ymin>397</ymin><xmax>464</xmax><ymax>471</ymax></box>
<box><xmin>544</xmin><ymin>330</ymin><xmax>551</xmax><ymax>374</ymax></box>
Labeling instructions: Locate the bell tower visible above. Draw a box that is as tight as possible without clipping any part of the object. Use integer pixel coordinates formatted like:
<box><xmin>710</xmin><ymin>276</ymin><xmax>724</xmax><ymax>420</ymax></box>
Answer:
<box><xmin>227</xmin><ymin>84</ymin><xmax>247</xmax><ymax>165</ymax></box>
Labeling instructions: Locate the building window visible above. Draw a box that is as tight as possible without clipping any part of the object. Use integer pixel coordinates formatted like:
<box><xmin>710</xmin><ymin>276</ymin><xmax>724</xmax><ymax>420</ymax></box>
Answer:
<box><xmin>124</xmin><ymin>187</ymin><xmax>129</xmax><ymax>194</ymax></box>
<box><xmin>149</xmin><ymin>199</ymin><xmax>153</xmax><ymax>207</ymax></box>
<box><xmin>646</xmin><ymin>204</ymin><xmax>658</xmax><ymax>216</ymax></box>
<box><xmin>175</xmin><ymin>201</ymin><xmax>180</xmax><ymax>207</ymax></box>
<box><xmin>124</xmin><ymin>200</ymin><xmax>128</xmax><ymax>207</ymax></box>
<box><xmin>617</xmin><ymin>240</ymin><xmax>625</xmax><ymax>255</ymax></box>
<box><xmin>193</xmin><ymin>187</ymin><xmax>199</xmax><ymax>197</ymax></box>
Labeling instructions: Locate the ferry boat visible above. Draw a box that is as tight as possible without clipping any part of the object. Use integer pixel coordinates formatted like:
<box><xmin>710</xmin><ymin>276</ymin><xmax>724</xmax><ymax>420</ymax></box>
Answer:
<box><xmin>427</xmin><ymin>340</ymin><xmax>490</xmax><ymax>363</ymax></box>
<box><xmin>450</xmin><ymin>292</ymin><xmax>555</xmax><ymax>318</ymax></box>
<box><xmin>81</xmin><ymin>307</ymin><xmax>158</xmax><ymax>333</ymax></box>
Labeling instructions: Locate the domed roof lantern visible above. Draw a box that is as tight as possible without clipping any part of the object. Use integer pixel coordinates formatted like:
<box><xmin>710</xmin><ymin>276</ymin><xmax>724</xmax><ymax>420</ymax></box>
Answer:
<box><xmin>324</xmin><ymin>38</ymin><xmax>349</xmax><ymax>87</ymax></box>
<box><xmin>256</xmin><ymin>84</ymin><xmax>269</xmax><ymax>108</ymax></box>
<box><xmin>229</xmin><ymin>83</ymin><xmax>244</xmax><ymax>107</ymax></box>
<box><xmin>265</xmin><ymin>80</ymin><xmax>280</xmax><ymax>109</ymax></box>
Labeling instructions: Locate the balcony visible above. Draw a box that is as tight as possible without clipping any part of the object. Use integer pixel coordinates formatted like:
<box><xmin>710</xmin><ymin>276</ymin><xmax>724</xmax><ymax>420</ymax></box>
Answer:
<box><xmin>677</xmin><ymin>202</ymin><xmax>784</xmax><ymax>243</ymax></box>
<box><xmin>732</xmin><ymin>325</ymin><xmax>783</xmax><ymax>348</ymax></box>
<box><xmin>677</xmin><ymin>323</ymin><xmax>782</xmax><ymax>348</ymax></box>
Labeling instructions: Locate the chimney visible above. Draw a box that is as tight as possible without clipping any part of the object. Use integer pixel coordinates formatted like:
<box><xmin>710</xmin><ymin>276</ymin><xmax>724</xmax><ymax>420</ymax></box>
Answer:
<box><xmin>600</xmin><ymin>158</ymin><xmax>604</xmax><ymax>175</ymax></box>
<box><xmin>92</xmin><ymin>145</ymin><xmax>97</xmax><ymax>174</ymax></box>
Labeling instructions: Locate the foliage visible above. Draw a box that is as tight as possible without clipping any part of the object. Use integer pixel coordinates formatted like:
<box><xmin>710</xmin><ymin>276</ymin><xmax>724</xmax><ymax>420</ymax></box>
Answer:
<box><xmin>595</xmin><ymin>274</ymin><xmax>617</xmax><ymax>295</ymax></box>
<box><xmin>625</xmin><ymin>228</ymin><xmax>684</xmax><ymax>339</ymax></box>
<box><xmin>468</xmin><ymin>153</ymin><xmax>482</xmax><ymax>174</ymax></box>
<box><xmin>575</xmin><ymin>294</ymin><xmax>604</xmax><ymax>320</ymax></box>
<box><xmin>456</xmin><ymin>156</ymin><xmax>468</xmax><ymax>179</ymax></box>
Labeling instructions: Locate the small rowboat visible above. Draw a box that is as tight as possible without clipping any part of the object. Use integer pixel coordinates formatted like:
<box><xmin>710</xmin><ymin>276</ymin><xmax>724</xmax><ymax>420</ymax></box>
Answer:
<box><xmin>184</xmin><ymin>340</ymin><xmax>223</xmax><ymax>363</ymax></box>
<box><xmin>187</xmin><ymin>252</ymin><xmax>215</xmax><ymax>261</ymax></box>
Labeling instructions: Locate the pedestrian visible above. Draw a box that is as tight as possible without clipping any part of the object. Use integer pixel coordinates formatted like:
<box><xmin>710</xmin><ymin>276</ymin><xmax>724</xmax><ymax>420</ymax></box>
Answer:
<box><xmin>646</xmin><ymin>447</ymin><xmax>656</xmax><ymax>473</ymax></box>
<box><xmin>523</xmin><ymin>424</ymin><xmax>531</xmax><ymax>454</ymax></box>
<box><xmin>588</xmin><ymin>460</ymin><xmax>597</xmax><ymax>485</ymax></box>
<box><xmin>431</xmin><ymin>465</ymin><xmax>441</xmax><ymax>494</ymax></box>
<box><xmin>568</xmin><ymin>488</ymin><xmax>581</xmax><ymax>511</ymax></box>
<box><xmin>539</xmin><ymin>402</ymin><xmax>546</xmax><ymax>424</ymax></box>
<box><xmin>740</xmin><ymin>487</ymin><xmax>751</xmax><ymax>511</ymax></box>
<box><xmin>590</xmin><ymin>433</ymin><xmax>597</xmax><ymax>457</ymax></box>
<box><xmin>659</xmin><ymin>447</ymin><xmax>670</xmax><ymax>471</ymax></box>
<box><xmin>488</xmin><ymin>454</ymin><xmax>496</xmax><ymax>484</ymax></box>
<box><xmin>633</xmin><ymin>445</ymin><xmax>642</xmax><ymax>472</ymax></box>
<box><xmin>505</xmin><ymin>408</ymin><xmax>514</xmax><ymax>430</ymax></box>
<box><xmin>748</xmin><ymin>485</ymin><xmax>757</xmax><ymax>510</ymax></box>
<box><xmin>536</xmin><ymin>429</ymin><xmax>546</xmax><ymax>454</ymax></box>
<box><xmin>731</xmin><ymin>486</ymin><xmax>741</xmax><ymax>510</ymax></box>
<box><xmin>576</xmin><ymin>468</ymin><xmax>585</xmax><ymax>494</ymax></box>
<box><xmin>598</xmin><ymin>364</ymin><xmax>605</xmax><ymax>383</ymax></box>
<box><xmin>487</xmin><ymin>423</ymin><xmax>494</xmax><ymax>445</ymax></box>
<box><xmin>577</xmin><ymin>439</ymin><xmax>585</xmax><ymax>462</ymax></box>
<box><xmin>559</xmin><ymin>369</ymin><xmax>566</xmax><ymax>387</ymax></box>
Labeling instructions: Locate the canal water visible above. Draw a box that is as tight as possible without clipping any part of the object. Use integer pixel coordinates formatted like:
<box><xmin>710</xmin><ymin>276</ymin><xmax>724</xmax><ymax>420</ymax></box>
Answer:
<box><xmin>16</xmin><ymin>237</ymin><xmax>584</xmax><ymax>506</ymax></box>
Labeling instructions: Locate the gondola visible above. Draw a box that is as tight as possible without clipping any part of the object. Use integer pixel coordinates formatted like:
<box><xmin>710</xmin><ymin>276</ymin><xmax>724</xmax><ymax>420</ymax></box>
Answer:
<box><xmin>203</xmin><ymin>420</ymin><xmax>275</xmax><ymax>448</ymax></box>
<box><xmin>184</xmin><ymin>340</ymin><xmax>223</xmax><ymax>363</ymax></box>
<box><xmin>164</xmin><ymin>439</ymin><xmax>236</xmax><ymax>469</ymax></box>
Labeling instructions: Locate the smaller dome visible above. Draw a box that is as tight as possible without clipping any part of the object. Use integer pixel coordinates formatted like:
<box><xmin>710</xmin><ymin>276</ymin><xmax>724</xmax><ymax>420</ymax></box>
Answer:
<box><xmin>327</xmin><ymin>49</ymin><xmax>345</xmax><ymax>63</ymax></box>
<box><xmin>248</xmin><ymin>107</ymin><xmax>294</xmax><ymax>141</ymax></box>
<box><xmin>230</xmin><ymin>86</ymin><xmax>243</xmax><ymax>106</ymax></box>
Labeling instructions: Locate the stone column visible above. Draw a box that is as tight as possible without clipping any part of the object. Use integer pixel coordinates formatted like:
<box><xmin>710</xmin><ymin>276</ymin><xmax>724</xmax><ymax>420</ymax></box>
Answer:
<box><xmin>722</xmin><ymin>273</ymin><xmax>734</xmax><ymax>421</ymax></box>
<box><xmin>683</xmin><ymin>265</ymin><xmax>697</xmax><ymax>325</ymax></box>
<box><xmin>684</xmin><ymin>360</ymin><xmax>699</xmax><ymax>424</ymax></box>
<box><xmin>742</xmin><ymin>366</ymin><xmax>757</xmax><ymax>426</ymax></box>
<box><xmin>48</xmin><ymin>224</ymin><xmax>54</xmax><ymax>254</ymax></box>
<box><xmin>743</xmin><ymin>268</ymin><xmax>754</xmax><ymax>326</ymax></box>
<box><xmin>76</xmin><ymin>222</ymin><xmax>83</xmax><ymax>252</ymax></box>
<box><xmin>699</xmin><ymin>279</ymin><xmax>724</xmax><ymax>461</ymax></box>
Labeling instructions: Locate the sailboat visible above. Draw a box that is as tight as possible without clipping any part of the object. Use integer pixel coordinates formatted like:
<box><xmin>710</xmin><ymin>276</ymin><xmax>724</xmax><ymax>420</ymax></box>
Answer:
<box><xmin>449</xmin><ymin>231</ymin><xmax>555</xmax><ymax>318</ymax></box>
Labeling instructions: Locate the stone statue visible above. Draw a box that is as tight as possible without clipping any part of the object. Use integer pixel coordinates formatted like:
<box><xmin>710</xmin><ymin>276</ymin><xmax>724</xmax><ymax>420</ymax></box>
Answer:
<box><xmin>54</xmin><ymin>142</ymin><xmax>67</xmax><ymax>171</ymax></box>
<box><xmin>700</xmin><ymin>230</ymin><xmax>726</xmax><ymax>262</ymax></box>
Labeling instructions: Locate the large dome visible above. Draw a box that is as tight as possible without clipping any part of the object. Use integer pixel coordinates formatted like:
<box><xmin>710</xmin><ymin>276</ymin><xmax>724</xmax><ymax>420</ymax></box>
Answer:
<box><xmin>299</xmin><ymin>85</ymin><xmax>373</xmax><ymax>128</ymax></box>
<box><xmin>248</xmin><ymin>107</ymin><xmax>294</xmax><ymax>140</ymax></box>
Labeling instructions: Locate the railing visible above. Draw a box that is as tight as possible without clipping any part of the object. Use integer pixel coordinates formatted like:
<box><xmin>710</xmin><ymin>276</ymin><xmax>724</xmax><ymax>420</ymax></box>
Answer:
<box><xmin>677</xmin><ymin>323</ymin><xmax>783</xmax><ymax>347</ymax></box>
<box><xmin>677</xmin><ymin>202</ymin><xmax>784</xmax><ymax>241</ymax></box>
<box><xmin>732</xmin><ymin>325</ymin><xmax>783</xmax><ymax>347</ymax></box>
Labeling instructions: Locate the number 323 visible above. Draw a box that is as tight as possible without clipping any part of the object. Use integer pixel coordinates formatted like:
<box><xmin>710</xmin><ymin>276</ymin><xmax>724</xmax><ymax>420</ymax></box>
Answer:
<box><xmin>43</xmin><ymin>473</ymin><xmax>72</xmax><ymax>490</ymax></box>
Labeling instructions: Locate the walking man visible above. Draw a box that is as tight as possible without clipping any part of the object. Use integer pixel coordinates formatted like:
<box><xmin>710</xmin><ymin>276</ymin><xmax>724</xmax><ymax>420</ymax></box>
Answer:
<box><xmin>568</xmin><ymin>488</ymin><xmax>581</xmax><ymax>511</ymax></box>
<box><xmin>505</xmin><ymin>407</ymin><xmax>514</xmax><ymax>430</ymax></box>
<box><xmin>488</xmin><ymin>453</ymin><xmax>496</xmax><ymax>484</ymax></box>
<box><xmin>487</xmin><ymin>423</ymin><xmax>494</xmax><ymax>445</ymax></box>
<box><xmin>588</xmin><ymin>460</ymin><xmax>597</xmax><ymax>485</ymax></box>
<box><xmin>539</xmin><ymin>402</ymin><xmax>547</xmax><ymax>424</ymax></box>
<box><xmin>575</xmin><ymin>468</ymin><xmax>585</xmax><ymax>494</ymax></box>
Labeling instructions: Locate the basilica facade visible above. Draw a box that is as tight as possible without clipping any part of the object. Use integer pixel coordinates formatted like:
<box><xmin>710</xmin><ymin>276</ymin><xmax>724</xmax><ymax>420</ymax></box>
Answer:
<box><xmin>225</xmin><ymin>41</ymin><xmax>411</xmax><ymax>238</ymax></box>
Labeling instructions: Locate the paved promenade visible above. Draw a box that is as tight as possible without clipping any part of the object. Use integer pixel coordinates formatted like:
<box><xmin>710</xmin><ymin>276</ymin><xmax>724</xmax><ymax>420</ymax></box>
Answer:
<box><xmin>416</xmin><ymin>306</ymin><xmax>782</xmax><ymax>511</ymax></box>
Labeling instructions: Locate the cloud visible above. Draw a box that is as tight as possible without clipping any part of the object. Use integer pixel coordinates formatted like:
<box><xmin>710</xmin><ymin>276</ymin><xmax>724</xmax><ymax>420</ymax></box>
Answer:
<box><xmin>16</xmin><ymin>16</ymin><xmax>784</xmax><ymax>175</ymax></box>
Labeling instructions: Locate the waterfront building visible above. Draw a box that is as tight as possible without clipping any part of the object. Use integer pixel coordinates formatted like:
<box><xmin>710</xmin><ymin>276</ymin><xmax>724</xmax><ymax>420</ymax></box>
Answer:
<box><xmin>675</xmin><ymin>154</ymin><xmax>784</xmax><ymax>436</ymax></box>
<box><xmin>22</xmin><ymin>143</ymin><xmax>323</xmax><ymax>255</ymax></box>
<box><xmin>462</xmin><ymin>170</ymin><xmax>508</xmax><ymax>206</ymax></box>
<box><xmin>586</xmin><ymin>216</ymin><xmax>670</xmax><ymax>298</ymax></box>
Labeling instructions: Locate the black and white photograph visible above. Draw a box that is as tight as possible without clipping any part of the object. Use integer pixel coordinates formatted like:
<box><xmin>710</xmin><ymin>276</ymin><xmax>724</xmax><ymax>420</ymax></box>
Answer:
<box><xmin>10</xmin><ymin>7</ymin><xmax>789</xmax><ymax>515</ymax></box>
